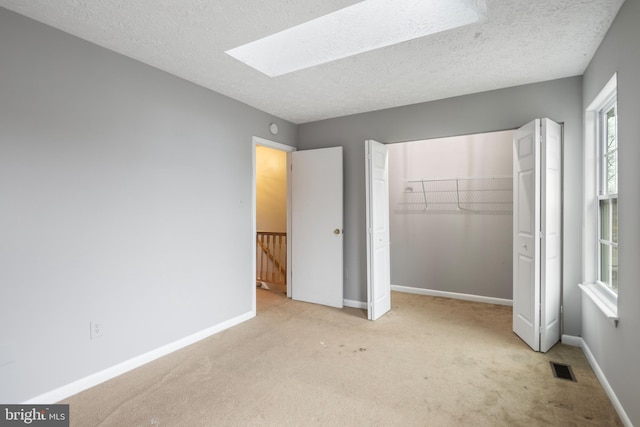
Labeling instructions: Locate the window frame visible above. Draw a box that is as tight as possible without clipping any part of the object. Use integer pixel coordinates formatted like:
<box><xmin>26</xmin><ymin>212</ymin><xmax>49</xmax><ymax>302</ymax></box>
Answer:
<box><xmin>580</xmin><ymin>73</ymin><xmax>618</xmax><ymax>323</ymax></box>
<box><xmin>596</xmin><ymin>96</ymin><xmax>618</xmax><ymax>293</ymax></box>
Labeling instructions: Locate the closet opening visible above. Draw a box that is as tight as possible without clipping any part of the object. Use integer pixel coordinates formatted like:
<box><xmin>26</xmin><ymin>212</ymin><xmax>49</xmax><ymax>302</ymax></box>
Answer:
<box><xmin>387</xmin><ymin>129</ymin><xmax>515</xmax><ymax>304</ymax></box>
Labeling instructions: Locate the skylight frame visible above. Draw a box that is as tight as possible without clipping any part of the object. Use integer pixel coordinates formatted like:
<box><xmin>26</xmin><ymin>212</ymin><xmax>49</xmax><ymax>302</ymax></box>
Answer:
<box><xmin>226</xmin><ymin>0</ymin><xmax>487</xmax><ymax>77</ymax></box>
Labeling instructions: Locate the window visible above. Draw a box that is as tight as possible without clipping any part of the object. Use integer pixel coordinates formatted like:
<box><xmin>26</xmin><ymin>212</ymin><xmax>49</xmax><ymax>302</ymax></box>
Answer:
<box><xmin>598</xmin><ymin>98</ymin><xmax>618</xmax><ymax>292</ymax></box>
<box><xmin>580</xmin><ymin>73</ymin><xmax>618</xmax><ymax>323</ymax></box>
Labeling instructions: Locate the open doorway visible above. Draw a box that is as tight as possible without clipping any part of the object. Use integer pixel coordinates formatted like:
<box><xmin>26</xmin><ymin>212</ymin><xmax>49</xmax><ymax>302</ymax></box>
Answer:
<box><xmin>252</xmin><ymin>137</ymin><xmax>295</xmax><ymax>312</ymax></box>
<box><xmin>256</xmin><ymin>144</ymin><xmax>287</xmax><ymax>294</ymax></box>
<box><xmin>380</xmin><ymin>122</ymin><xmax>562</xmax><ymax>350</ymax></box>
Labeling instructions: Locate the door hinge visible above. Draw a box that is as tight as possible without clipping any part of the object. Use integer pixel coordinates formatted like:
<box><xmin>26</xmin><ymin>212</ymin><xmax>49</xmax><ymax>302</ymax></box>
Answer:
<box><xmin>539</xmin><ymin>308</ymin><xmax>543</xmax><ymax>330</ymax></box>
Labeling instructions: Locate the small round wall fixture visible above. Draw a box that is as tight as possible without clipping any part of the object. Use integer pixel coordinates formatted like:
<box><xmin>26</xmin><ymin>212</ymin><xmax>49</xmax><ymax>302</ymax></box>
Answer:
<box><xmin>269</xmin><ymin>123</ymin><xmax>278</xmax><ymax>135</ymax></box>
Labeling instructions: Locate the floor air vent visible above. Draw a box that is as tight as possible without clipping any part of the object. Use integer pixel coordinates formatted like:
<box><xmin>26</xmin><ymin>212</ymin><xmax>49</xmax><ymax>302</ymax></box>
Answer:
<box><xmin>550</xmin><ymin>362</ymin><xmax>577</xmax><ymax>382</ymax></box>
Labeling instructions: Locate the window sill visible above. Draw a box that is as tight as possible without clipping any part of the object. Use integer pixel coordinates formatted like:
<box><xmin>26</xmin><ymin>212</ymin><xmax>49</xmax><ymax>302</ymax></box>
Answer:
<box><xmin>579</xmin><ymin>282</ymin><xmax>619</xmax><ymax>326</ymax></box>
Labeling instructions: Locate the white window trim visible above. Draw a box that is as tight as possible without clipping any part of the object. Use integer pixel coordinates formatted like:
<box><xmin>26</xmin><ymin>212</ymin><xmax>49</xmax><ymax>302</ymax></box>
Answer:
<box><xmin>581</xmin><ymin>73</ymin><xmax>618</xmax><ymax>325</ymax></box>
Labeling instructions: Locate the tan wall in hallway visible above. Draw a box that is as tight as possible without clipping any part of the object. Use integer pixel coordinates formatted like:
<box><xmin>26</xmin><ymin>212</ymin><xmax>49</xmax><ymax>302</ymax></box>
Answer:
<box><xmin>256</xmin><ymin>146</ymin><xmax>287</xmax><ymax>232</ymax></box>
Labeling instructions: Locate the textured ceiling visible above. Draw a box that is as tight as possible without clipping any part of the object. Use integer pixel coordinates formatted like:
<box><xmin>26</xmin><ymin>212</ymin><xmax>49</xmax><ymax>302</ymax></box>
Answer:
<box><xmin>0</xmin><ymin>0</ymin><xmax>625</xmax><ymax>124</ymax></box>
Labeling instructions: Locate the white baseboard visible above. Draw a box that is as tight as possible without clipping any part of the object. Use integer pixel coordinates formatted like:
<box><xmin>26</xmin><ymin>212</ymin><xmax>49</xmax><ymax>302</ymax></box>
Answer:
<box><xmin>561</xmin><ymin>335</ymin><xmax>633</xmax><ymax>427</ymax></box>
<box><xmin>343</xmin><ymin>286</ymin><xmax>512</xmax><ymax>310</ymax></box>
<box><xmin>23</xmin><ymin>310</ymin><xmax>256</xmax><ymax>404</ymax></box>
<box><xmin>560</xmin><ymin>334</ymin><xmax>583</xmax><ymax>347</ymax></box>
<box><xmin>391</xmin><ymin>285</ymin><xmax>512</xmax><ymax>306</ymax></box>
<box><xmin>343</xmin><ymin>299</ymin><xmax>367</xmax><ymax>309</ymax></box>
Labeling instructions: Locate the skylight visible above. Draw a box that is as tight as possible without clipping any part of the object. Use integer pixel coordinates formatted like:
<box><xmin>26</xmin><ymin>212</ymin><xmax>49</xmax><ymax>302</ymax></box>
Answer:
<box><xmin>225</xmin><ymin>0</ymin><xmax>487</xmax><ymax>77</ymax></box>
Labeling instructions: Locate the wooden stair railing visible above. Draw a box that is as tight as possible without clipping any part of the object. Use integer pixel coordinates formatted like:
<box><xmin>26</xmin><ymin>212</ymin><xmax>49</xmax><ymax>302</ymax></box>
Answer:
<box><xmin>256</xmin><ymin>231</ymin><xmax>287</xmax><ymax>285</ymax></box>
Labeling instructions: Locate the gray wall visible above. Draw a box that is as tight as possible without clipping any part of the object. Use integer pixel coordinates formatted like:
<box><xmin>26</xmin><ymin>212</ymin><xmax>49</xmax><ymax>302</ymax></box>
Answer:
<box><xmin>582</xmin><ymin>0</ymin><xmax>640</xmax><ymax>424</ymax></box>
<box><xmin>388</xmin><ymin>131</ymin><xmax>513</xmax><ymax>299</ymax></box>
<box><xmin>298</xmin><ymin>76</ymin><xmax>584</xmax><ymax>335</ymax></box>
<box><xmin>0</xmin><ymin>8</ymin><xmax>296</xmax><ymax>403</ymax></box>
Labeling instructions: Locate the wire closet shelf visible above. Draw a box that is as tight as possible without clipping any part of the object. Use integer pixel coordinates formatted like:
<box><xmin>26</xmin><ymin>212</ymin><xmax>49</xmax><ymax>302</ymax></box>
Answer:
<box><xmin>397</xmin><ymin>175</ymin><xmax>513</xmax><ymax>215</ymax></box>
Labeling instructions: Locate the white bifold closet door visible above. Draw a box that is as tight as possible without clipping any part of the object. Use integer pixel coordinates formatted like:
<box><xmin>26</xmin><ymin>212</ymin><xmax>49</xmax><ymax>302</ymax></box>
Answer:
<box><xmin>365</xmin><ymin>140</ymin><xmax>391</xmax><ymax>321</ymax></box>
<box><xmin>513</xmin><ymin>118</ymin><xmax>562</xmax><ymax>353</ymax></box>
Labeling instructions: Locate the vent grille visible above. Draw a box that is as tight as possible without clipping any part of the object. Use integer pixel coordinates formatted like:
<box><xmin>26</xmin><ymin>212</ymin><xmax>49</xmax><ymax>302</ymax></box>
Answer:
<box><xmin>550</xmin><ymin>362</ymin><xmax>577</xmax><ymax>382</ymax></box>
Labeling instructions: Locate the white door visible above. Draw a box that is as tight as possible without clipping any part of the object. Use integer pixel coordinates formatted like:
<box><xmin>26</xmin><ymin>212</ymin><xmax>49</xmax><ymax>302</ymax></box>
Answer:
<box><xmin>365</xmin><ymin>140</ymin><xmax>391</xmax><ymax>320</ymax></box>
<box><xmin>540</xmin><ymin>119</ymin><xmax>562</xmax><ymax>352</ymax></box>
<box><xmin>290</xmin><ymin>147</ymin><xmax>343</xmax><ymax>308</ymax></box>
<box><xmin>512</xmin><ymin>119</ymin><xmax>562</xmax><ymax>352</ymax></box>
<box><xmin>513</xmin><ymin>120</ymin><xmax>540</xmax><ymax>350</ymax></box>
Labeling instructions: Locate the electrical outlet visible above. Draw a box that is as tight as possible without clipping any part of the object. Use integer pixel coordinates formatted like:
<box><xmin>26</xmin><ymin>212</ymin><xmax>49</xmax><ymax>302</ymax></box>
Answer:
<box><xmin>90</xmin><ymin>322</ymin><xmax>104</xmax><ymax>340</ymax></box>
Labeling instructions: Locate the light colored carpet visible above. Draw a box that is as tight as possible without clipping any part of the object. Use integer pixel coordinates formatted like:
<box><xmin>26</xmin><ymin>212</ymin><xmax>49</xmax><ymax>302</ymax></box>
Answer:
<box><xmin>63</xmin><ymin>290</ymin><xmax>622</xmax><ymax>426</ymax></box>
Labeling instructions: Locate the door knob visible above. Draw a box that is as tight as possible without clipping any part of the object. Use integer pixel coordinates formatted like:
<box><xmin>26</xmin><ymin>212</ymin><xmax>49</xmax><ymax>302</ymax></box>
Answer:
<box><xmin>522</xmin><ymin>244</ymin><xmax>527</xmax><ymax>250</ymax></box>
<box><xmin>334</xmin><ymin>229</ymin><xmax>341</xmax><ymax>235</ymax></box>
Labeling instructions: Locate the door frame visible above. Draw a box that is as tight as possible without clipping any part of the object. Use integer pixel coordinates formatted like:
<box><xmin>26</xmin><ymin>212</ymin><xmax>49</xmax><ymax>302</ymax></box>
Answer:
<box><xmin>252</xmin><ymin>136</ymin><xmax>296</xmax><ymax>313</ymax></box>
